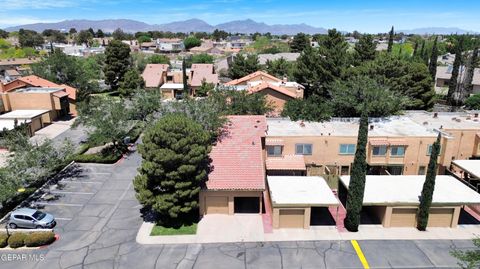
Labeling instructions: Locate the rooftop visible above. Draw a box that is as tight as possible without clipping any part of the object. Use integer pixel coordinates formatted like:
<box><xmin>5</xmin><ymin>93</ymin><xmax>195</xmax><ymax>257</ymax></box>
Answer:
<box><xmin>16</xmin><ymin>87</ymin><xmax>64</xmax><ymax>93</ymax></box>
<box><xmin>0</xmin><ymin>109</ymin><xmax>50</xmax><ymax>119</ymax></box>
<box><xmin>225</xmin><ymin>71</ymin><xmax>282</xmax><ymax>86</ymax></box>
<box><xmin>206</xmin><ymin>115</ymin><xmax>267</xmax><ymax>191</ymax></box>
<box><xmin>406</xmin><ymin>111</ymin><xmax>480</xmax><ymax>130</ymax></box>
<box><xmin>142</xmin><ymin>64</ymin><xmax>169</xmax><ymax>88</ymax></box>
<box><xmin>452</xmin><ymin>160</ymin><xmax>480</xmax><ymax>178</ymax></box>
<box><xmin>267</xmin><ymin>176</ymin><xmax>339</xmax><ymax>206</ymax></box>
<box><xmin>160</xmin><ymin>83</ymin><xmax>184</xmax><ymax>89</ymax></box>
<box><xmin>257</xmin><ymin>53</ymin><xmax>300</xmax><ymax>65</ymax></box>
<box><xmin>267</xmin><ymin>116</ymin><xmax>438</xmax><ymax>137</ymax></box>
<box><xmin>340</xmin><ymin>175</ymin><xmax>480</xmax><ymax>206</ymax></box>
<box><xmin>266</xmin><ymin>155</ymin><xmax>306</xmax><ymax>171</ymax></box>
<box><xmin>0</xmin><ymin>119</ymin><xmax>31</xmax><ymax>131</ymax></box>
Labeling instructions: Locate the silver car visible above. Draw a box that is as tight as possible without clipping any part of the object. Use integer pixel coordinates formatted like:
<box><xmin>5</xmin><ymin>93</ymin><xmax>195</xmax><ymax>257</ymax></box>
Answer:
<box><xmin>7</xmin><ymin>208</ymin><xmax>56</xmax><ymax>229</ymax></box>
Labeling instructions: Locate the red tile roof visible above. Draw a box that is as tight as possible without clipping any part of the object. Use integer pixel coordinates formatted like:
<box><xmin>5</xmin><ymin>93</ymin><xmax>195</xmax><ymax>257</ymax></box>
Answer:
<box><xmin>53</xmin><ymin>91</ymin><xmax>69</xmax><ymax>98</ymax></box>
<box><xmin>266</xmin><ymin>155</ymin><xmax>306</xmax><ymax>171</ymax></box>
<box><xmin>225</xmin><ymin>71</ymin><xmax>282</xmax><ymax>86</ymax></box>
<box><xmin>142</xmin><ymin>64</ymin><xmax>169</xmax><ymax>88</ymax></box>
<box><xmin>190</xmin><ymin>64</ymin><xmax>218</xmax><ymax>87</ymax></box>
<box><xmin>18</xmin><ymin>75</ymin><xmax>59</xmax><ymax>88</ymax></box>
<box><xmin>248</xmin><ymin>81</ymin><xmax>297</xmax><ymax>98</ymax></box>
<box><xmin>206</xmin><ymin>115</ymin><xmax>267</xmax><ymax>191</ymax></box>
<box><xmin>60</xmin><ymin>84</ymin><xmax>77</xmax><ymax>100</ymax></box>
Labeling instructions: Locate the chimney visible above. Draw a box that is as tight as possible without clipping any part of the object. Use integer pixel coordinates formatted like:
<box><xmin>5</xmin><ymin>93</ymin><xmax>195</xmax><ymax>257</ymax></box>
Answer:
<box><xmin>369</xmin><ymin>125</ymin><xmax>374</xmax><ymax>130</ymax></box>
<box><xmin>433</xmin><ymin>112</ymin><xmax>438</xmax><ymax>118</ymax></box>
<box><xmin>475</xmin><ymin>113</ymin><xmax>479</xmax><ymax>118</ymax></box>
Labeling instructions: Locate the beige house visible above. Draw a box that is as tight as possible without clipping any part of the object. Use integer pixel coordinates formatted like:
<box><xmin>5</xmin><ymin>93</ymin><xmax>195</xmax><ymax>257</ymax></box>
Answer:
<box><xmin>435</xmin><ymin>66</ymin><xmax>480</xmax><ymax>94</ymax></box>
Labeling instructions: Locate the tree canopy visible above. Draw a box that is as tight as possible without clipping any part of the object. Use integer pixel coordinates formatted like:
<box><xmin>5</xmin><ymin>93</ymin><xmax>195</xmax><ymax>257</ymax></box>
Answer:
<box><xmin>228</xmin><ymin>54</ymin><xmax>260</xmax><ymax>79</ymax></box>
<box><xmin>104</xmin><ymin>40</ymin><xmax>131</xmax><ymax>91</ymax></box>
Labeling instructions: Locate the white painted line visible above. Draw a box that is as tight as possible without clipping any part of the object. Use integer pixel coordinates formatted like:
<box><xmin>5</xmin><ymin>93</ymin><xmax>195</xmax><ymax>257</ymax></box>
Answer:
<box><xmin>35</xmin><ymin>202</ymin><xmax>83</xmax><ymax>207</ymax></box>
<box><xmin>61</xmin><ymin>181</ymin><xmax>103</xmax><ymax>184</ymax></box>
<box><xmin>55</xmin><ymin>217</ymin><xmax>72</xmax><ymax>221</ymax></box>
<box><xmin>50</xmin><ymin>191</ymin><xmax>95</xmax><ymax>195</ymax></box>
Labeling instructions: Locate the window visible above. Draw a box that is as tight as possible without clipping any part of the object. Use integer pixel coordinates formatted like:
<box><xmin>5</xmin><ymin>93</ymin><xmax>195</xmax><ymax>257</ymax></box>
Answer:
<box><xmin>23</xmin><ymin>216</ymin><xmax>33</xmax><ymax>221</ymax></box>
<box><xmin>266</xmin><ymin>145</ymin><xmax>282</xmax><ymax>157</ymax></box>
<box><xmin>340</xmin><ymin>165</ymin><xmax>350</xmax><ymax>175</ymax></box>
<box><xmin>372</xmin><ymin>145</ymin><xmax>387</xmax><ymax>156</ymax></box>
<box><xmin>339</xmin><ymin>144</ymin><xmax>356</xmax><ymax>155</ymax></box>
<box><xmin>418</xmin><ymin>166</ymin><xmax>426</xmax><ymax>175</ymax></box>
<box><xmin>295</xmin><ymin>144</ymin><xmax>312</xmax><ymax>155</ymax></box>
<box><xmin>390</xmin><ymin>146</ymin><xmax>405</xmax><ymax>157</ymax></box>
<box><xmin>427</xmin><ymin>144</ymin><xmax>442</xmax><ymax>155</ymax></box>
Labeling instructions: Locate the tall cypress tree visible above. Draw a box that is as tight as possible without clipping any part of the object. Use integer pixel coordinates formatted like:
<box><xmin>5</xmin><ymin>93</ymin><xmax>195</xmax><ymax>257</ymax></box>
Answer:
<box><xmin>387</xmin><ymin>26</ymin><xmax>394</xmax><ymax>53</ymax></box>
<box><xmin>447</xmin><ymin>37</ymin><xmax>464</xmax><ymax>105</ymax></box>
<box><xmin>417</xmin><ymin>133</ymin><xmax>441</xmax><ymax>231</ymax></box>
<box><xmin>428</xmin><ymin>36</ymin><xmax>439</xmax><ymax>80</ymax></box>
<box><xmin>412</xmin><ymin>42</ymin><xmax>419</xmax><ymax>58</ymax></box>
<box><xmin>463</xmin><ymin>47</ymin><xmax>479</xmax><ymax>96</ymax></box>
<box><xmin>344</xmin><ymin>111</ymin><xmax>369</xmax><ymax>232</ymax></box>
<box><xmin>182</xmin><ymin>57</ymin><xmax>188</xmax><ymax>97</ymax></box>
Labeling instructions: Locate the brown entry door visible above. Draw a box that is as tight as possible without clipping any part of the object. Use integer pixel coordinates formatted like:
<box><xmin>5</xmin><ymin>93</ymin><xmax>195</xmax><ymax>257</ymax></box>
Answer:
<box><xmin>279</xmin><ymin>209</ymin><xmax>305</xmax><ymax>228</ymax></box>
<box><xmin>390</xmin><ymin>208</ymin><xmax>417</xmax><ymax>227</ymax></box>
<box><xmin>427</xmin><ymin>208</ymin><xmax>454</xmax><ymax>227</ymax></box>
<box><xmin>205</xmin><ymin>196</ymin><xmax>229</xmax><ymax>214</ymax></box>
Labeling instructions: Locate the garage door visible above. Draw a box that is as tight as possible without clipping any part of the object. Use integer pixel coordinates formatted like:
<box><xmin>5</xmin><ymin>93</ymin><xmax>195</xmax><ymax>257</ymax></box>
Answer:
<box><xmin>234</xmin><ymin>197</ymin><xmax>260</xmax><ymax>213</ymax></box>
<box><xmin>428</xmin><ymin>208</ymin><xmax>454</xmax><ymax>227</ymax></box>
<box><xmin>390</xmin><ymin>208</ymin><xmax>417</xmax><ymax>227</ymax></box>
<box><xmin>279</xmin><ymin>209</ymin><xmax>305</xmax><ymax>228</ymax></box>
<box><xmin>205</xmin><ymin>196</ymin><xmax>228</xmax><ymax>214</ymax></box>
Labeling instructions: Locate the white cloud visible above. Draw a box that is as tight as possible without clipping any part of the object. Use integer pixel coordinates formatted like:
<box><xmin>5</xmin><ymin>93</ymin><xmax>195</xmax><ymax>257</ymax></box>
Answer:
<box><xmin>0</xmin><ymin>16</ymin><xmax>60</xmax><ymax>27</ymax></box>
<box><xmin>0</xmin><ymin>0</ymin><xmax>80</xmax><ymax>9</ymax></box>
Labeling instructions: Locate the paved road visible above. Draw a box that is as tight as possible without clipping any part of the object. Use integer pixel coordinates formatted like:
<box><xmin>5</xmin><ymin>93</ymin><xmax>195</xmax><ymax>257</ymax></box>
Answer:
<box><xmin>0</xmin><ymin>150</ymin><xmax>476</xmax><ymax>269</ymax></box>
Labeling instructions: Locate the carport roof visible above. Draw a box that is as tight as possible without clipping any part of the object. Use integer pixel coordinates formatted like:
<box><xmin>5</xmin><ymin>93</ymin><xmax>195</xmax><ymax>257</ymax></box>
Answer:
<box><xmin>340</xmin><ymin>175</ymin><xmax>480</xmax><ymax>206</ymax></box>
<box><xmin>0</xmin><ymin>109</ymin><xmax>49</xmax><ymax>119</ymax></box>
<box><xmin>267</xmin><ymin>176</ymin><xmax>339</xmax><ymax>207</ymax></box>
<box><xmin>452</xmin><ymin>160</ymin><xmax>480</xmax><ymax>179</ymax></box>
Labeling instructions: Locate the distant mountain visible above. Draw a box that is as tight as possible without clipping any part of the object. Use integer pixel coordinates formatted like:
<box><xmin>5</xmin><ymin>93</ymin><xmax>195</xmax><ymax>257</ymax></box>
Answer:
<box><xmin>398</xmin><ymin>27</ymin><xmax>478</xmax><ymax>35</ymax></box>
<box><xmin>4</xmin><ymin>18</ymin><xmax>328</xmax><ymax>35</ymax></box>
<box><xmin>4</xmin><ymin>19</ymin><xmax>151</xmax><ymax>33</ymax></box>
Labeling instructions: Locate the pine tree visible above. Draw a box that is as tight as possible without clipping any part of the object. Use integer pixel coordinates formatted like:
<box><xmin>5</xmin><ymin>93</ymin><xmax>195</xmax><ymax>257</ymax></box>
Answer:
<box><xmin>103</xmin><ymin>40</ymin><xmax>131</xmax><ymax>90</ymax></box>
<box><xmin>290</xmin><ymin>32</ymin><xmax>310</xmax><ymax>52</ymax></box>
<box><xmin>429</xmin><ymin>36</ymin><xmax>439</xmax><ymax>80</ymax></box>
<box><xmin>133</xmin><ymin>114</ymin><xmax>212</xmax><ymax>227</ymax></box>
<box><xmin>447</xmin><ymin>37</ymin><xmax>464</xmax><ymax>105</ymax></box>
<box><xmin>387</xmin><ymin>26</ymin><xmax>394</xmax><ymax>53</ymax></box>
<box><xmin>354</xmin><ymin>34</ymin><xmax>376</xmax><ymax>63</ymax></box>
<box><xmin>464</xmin><ymin>47</ymin><xmax>479</xmax><ymax>96</ymax></box>
<box><xmin>344</xmin><ymin>111</ymin><xmax>369</xmax><ymax>232</ymax></box>
<box><xmin>417</xmin><ymin>133</ymin><xmax>441</xmax><ymax>231</ymax></box>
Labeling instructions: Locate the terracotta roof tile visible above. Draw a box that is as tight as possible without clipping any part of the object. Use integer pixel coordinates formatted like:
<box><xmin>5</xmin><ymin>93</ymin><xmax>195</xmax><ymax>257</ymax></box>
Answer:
<box><xmin>190</xmin><ymin>64</ymin><xmax>218</xmax><ymax>87</ymax></box>
<box><xmin>60</xmin><ymin>84</ymin><xmax>77</xmax><ymax>100</ymax></box>
<box><xmin>266</xmin><ymin>155</ymin><xmax>306</xmax><ymax>171</ymax></box>
<box><xmin>225</xmin><ymin>71</ymin><xmax>282</xmax><ymax>86</ymax></box>
<box><xmin>206</xmin><ymin>115</ymin><xmax>267</xmax><ymax>191</ymax></box>
<box><xmin>142</xmin><ymin>64</ymin><xmax>169</xmax><ymax>88</ymax></box>
<box><xmin>18</xmin><ymin>75</ymin><xmax>59</xmax><ymax>88</ymax></box>
<box><xmin>248</xmin><ymin>81</ymin><xmax>297</xmax><ymax>98</ymax></box>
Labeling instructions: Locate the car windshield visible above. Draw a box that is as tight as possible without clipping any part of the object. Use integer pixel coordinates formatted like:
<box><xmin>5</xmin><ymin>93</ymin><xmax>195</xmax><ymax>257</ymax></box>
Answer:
<box><xmin>32</xmin><ymin>211</ymin><xmax>46</xmax><ymax>220</ymax></box>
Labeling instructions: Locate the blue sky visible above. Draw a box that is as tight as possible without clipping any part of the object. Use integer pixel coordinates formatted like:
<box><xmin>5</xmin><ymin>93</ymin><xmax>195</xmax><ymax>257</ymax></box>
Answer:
<box><xmin>1</xmin><ymin>0</ymin><xmax>479</xmax><ymax>32</ymax></box>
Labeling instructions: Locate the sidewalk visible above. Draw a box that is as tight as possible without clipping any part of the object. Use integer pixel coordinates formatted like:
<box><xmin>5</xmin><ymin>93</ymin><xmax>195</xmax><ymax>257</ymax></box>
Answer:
<box><xmin>137</xmin><ymin>218</ymin><xmax>480</xmax><ymax>245</ymax></box>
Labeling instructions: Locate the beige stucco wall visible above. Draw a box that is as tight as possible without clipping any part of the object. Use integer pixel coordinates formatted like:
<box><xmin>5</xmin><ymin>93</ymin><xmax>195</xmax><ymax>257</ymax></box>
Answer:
<box><xmin>257</xmin><ymin>88</ymin><xmax>292</xmax><ymax>115</ymax></box>
<box><xmin>272</xmin><ymin>207</ymin><xmax>311</xmax><ymax>229</ymax></box>
<box><xmin>199</xmin><ymin>190</ymin><xmax>263</xmax><ymax>216</ymax></box>
<box><xmin>440</xmin><ymin>130</ymin><xmax>479</xmax><ymax>171</ymax></box>
<box><xmin>7</xmin><ymin>92</ymin><xmax>55</xmax><ymax>111</ymax></box>
<box><xmin>268</xmin><ymin>135</ymin><xmax>437</xmax><ymax>175</ymax></box>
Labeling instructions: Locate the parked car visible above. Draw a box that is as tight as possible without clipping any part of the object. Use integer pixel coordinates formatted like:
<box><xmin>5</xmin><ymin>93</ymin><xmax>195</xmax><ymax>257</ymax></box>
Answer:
<box><xmin>7</xmin><ymin>208</ymin><xmax>56</xmax><ymax>229</ymax></box>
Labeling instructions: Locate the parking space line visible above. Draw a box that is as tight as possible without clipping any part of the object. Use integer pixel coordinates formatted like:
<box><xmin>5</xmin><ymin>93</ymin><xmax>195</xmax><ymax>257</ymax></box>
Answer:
<box><xmin>35</xmin><ymin>202</ymin><xmax>84</xmax><ymax>207</ymax></box>
<box><xmin>61</xmin><ymin>181</ymin><xmax>103</xmax><ymax>184</ymax></box>
<box><xmin>55</xmin><ymin>217</ymin><xmax>73</xmax><ymax>221</ymax></box>
<box><xmin>351</xmin><ymin>240</ymin><xmax>370</xmax><ymax>269</ymax></box>
<box><xmin>50</xmin><ymin>191</ymin><xmax>95</xmax><ymax>195</ymax></box>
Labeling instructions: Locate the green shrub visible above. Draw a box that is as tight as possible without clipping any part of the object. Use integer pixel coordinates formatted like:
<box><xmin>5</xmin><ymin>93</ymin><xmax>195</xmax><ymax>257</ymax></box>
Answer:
<box><xmin>0</xmin><ymin>233</ymin><xmax>8</xmax><ymax>248</ymax></box>
<box><xmin>465</xmin><ymin>94</ymin><xmax>480</xmax><ymax>110</ymax></box>
<box><xmin>24</xmin><ymin>232</ymin><xmax>56</xmax><ymax>247</ymax></box>
<box><xmin>73</xmin><ymin>151</ymin><xmax>123</xmax><ymax>164</ymax></box>
<box><xmin>8</xmin><ymin>233</ymin><xmax>27</xmax><ymax>249</ymax></box>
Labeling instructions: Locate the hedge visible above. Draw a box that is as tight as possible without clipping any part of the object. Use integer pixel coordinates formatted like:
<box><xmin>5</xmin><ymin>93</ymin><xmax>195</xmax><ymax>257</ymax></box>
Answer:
<box><xmin>24</xmin><ymin>231</ymin><xmax>56</xmax><ymax>247</ymax></box>
<box><xmin>2</xmin><ymin>232</ymin><xmax>56</xmax><ymax>248</ymax></box>
<box><xmin>73</xmin><ymin>150</ymin><xmax>123</xmax><ymax>164</ymax></box>
<box><xmin>8</xmin><ymin>233</ymin><xmax>27</xmax><ymax>249</ymax></box>
<box><xmin>0</xmin><ymin>233</ymin><xmax>7</xmax><ymax>248</ymax></box>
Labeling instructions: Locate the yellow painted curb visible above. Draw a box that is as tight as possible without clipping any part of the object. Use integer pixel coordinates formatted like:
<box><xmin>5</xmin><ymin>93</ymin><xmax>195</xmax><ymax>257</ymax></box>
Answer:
<box><xmin>351</xmin><ymin>240</ymin><xmax>370</xmax><ymax>269</ymax></box>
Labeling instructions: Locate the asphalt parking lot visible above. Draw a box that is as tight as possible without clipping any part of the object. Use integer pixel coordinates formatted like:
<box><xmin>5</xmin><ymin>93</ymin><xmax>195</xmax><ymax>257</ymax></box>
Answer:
<box><xmin>0</xmin><ymin>149</ymin><xmax>477</xmax><ymax>268</ymax></box>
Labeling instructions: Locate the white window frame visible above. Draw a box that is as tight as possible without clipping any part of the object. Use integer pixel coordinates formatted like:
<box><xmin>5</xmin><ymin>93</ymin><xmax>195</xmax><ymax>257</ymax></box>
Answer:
<box><xmin>295</xmin><ymin>143</ymin><xmax>312</xmax><ymax>155</ymax></box>
<box><xmin>372</xmin><ymin>145</ymin><xmax>387</xmax><ymax>156</ymax></box>
<box><xmin>390</xmin><ymin>146</ymin><xmax>405</xmax><ymax>157</ymax></box>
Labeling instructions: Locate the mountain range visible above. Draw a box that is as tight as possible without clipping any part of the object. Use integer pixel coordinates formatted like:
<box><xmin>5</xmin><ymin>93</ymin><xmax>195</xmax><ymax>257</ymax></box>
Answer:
<box><xmin>3</xmin><ymin>18</ymin><xmax>477</xmax><ymax>35</ymax></box>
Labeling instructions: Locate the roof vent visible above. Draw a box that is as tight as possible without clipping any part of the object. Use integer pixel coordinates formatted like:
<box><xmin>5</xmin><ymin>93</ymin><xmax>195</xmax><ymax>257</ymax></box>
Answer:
<box><xmin>299</xmin><ymin>121</ymin><xmax>305</xmax><ymax>127</ymax></box>
<box><xmin>370</xmin><ymin>125</ymin><xmax>374</xmax><ymax>130</ymax></box>
<box><xmin>433</xmin><ymin>112</ymin><xmax>438</xmax><ymax>118</ymax></box>
<box><xmin>452</xmin><ymin>117</ymin><xmax>457</xmax><ymax>121</ymax></box>
<box><xmin>423</xmin><ymin>121</ymin><xmax>428</xmax><ymax>125</ymax></box>
<box><xmin>475</xmin><ymin>113</ymin><xmax>479</xmax><ymax>118</ymax></box>
<box><xmin>456</xmin><ymin>118</ymin><xmax>461</xmax><ymax>122</ymax></box>
<box><xmin>440</xmin><ymin>125</ymin><xmax>443</xmax><ymax>129</ymax></box>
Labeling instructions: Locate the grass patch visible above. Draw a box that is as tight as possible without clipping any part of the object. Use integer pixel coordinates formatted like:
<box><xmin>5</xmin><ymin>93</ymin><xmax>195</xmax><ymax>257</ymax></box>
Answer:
<box><xmin>150</xmin><ymin>224</ymin><xmax>197</xmax><ymax>236</ymax></box>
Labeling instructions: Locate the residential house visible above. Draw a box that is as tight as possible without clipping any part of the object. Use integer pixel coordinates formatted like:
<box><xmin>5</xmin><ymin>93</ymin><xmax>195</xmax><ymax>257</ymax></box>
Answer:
<box><xmin>0</xmin><ymin>75</ymin><xmax>77</xmax><ymax>117</ymax></box>
<box><xmin>3</xmin><ymin>69</ymin><xmax>21</xmax><ymax>81</ymax></box>
<box><xmin>0</xmin><ymin>109</ymin><xmax>52</xmax><ymax>136</ymax></box>
<box><xmin>189</xmin><ymin>64</ymin><xmax>219</xmax><ymax>95</ymax></box>
<box><xmin>225</xmin><ymin>71</ymin><xmax>304</xmax><ymax>115</ymax></box>
<box><xmin>257</xmin><ymin>53</ymin><xmax>300</xmax><ymax>65</ymax></box>
<box><xmin>435</xmin><ymin>65</ymin><xmax>480</xmax><ymax>94</ymax></box>
<box><xmin>156</xmin><ymin>38</ymin><xmax>184</xmax><ymax>53</ymax></box>
<box><xmin>141</xmin><ymin>64</ymin><xmax>169</xmax><ymax>89</ymax></box>
<box><xmin>0</xmin><ymin>58</ymin><xmax>39</xmax><ymax>72</ymax></box>
<box><xmin>199</xmin><ymin>115</ymin><xmax>267</xmax><ymax>216</ymax></box>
